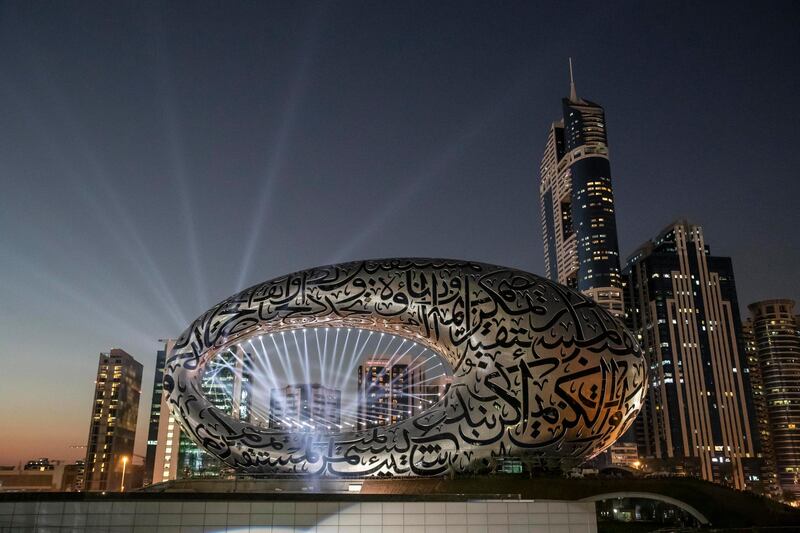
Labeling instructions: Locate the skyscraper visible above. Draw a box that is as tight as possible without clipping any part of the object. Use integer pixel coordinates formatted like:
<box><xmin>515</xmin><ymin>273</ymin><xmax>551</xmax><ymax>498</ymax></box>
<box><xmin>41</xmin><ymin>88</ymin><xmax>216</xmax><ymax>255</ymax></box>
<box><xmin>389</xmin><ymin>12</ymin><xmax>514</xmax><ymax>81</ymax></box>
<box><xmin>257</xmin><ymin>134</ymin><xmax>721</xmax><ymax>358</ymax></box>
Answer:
<box><xmin>151</xmin><ymin>342</ymin><xmax>251</xmax><ymax>484</ymax></box>
<box><xmin>143</xmin><ymin>342</ymin><xmax>167</xmax><ymax>486</ymax></box>
<box><xmin>742</xmin><ymin>317</ymin><xmax>781</xmax><ymax>497</ymax></box>
<box><xmin>539</xmin><ymin>60</ymin><xmax>624</xmax><ymax>316</ymax></box>
<box><xmin>177</xmin><ymin>347</ymin><xmax>252</xmax><ymax>479</ymax></box>
<box><xmin>358</xmin><ymin>357</ymin><xmax>411</xmax><ymax>429</ymax></box>
<box><xmin>268</xmin><ymin>383</ymin><xmax>342</xmax><ymax>432</ymax></box>
<box><xmin>83</xmin><ymin>349</ymin><xmax>142</xmax><ymax>492</ymax></box>
<box><xmin>624</xmin><ymin>220</ymin><xmax>758</xmax><ymax>490</ymax></box>
<box><xmin>152</xmin><ymin>340</ymin><xmax>180</xmax><ymax>485</ymax></box>
<box><xmin>356</xmin><ymin>354</ymin><xmax>447</xmax><ymax>430</ymax></box>
<box><xmin>746</xmin><ymin>300</ymin><xmax>800</xmax><ymax>501</ymax></box>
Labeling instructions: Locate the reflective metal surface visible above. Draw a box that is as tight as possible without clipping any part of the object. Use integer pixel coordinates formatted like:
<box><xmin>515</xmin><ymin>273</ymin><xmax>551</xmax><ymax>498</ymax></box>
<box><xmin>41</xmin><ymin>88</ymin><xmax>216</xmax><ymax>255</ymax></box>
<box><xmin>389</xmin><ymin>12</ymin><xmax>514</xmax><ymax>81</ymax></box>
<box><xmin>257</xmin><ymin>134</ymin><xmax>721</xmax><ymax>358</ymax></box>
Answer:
<box><xmin>164</xmin><ymin>259</ymin><xmax>647</xmax><ymax>476</ymax></box>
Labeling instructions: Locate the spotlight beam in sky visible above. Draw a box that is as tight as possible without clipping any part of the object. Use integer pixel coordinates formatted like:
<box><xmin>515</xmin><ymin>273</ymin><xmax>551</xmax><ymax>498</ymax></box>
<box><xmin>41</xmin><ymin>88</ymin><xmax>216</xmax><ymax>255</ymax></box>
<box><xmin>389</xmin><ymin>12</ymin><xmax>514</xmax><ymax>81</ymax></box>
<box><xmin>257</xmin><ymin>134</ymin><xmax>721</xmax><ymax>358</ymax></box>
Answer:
<box><xmin>1</xmin><ymin>247</ymin><xmax>155</xmax><ymax>342</ymax></box>
<box><xmin>147</xmin><ymin>5</ymin><xmax>210</xmax><ymax>311</ymax></box>
<box><xmin>0</xmin><ymin>75</ymin><xmax>189</xmax><ymax>330</ymax></box>
<box><xmin>236</xmin><ymin>4</ymin><xmax>328</xmax><ymax>290</ymax></box>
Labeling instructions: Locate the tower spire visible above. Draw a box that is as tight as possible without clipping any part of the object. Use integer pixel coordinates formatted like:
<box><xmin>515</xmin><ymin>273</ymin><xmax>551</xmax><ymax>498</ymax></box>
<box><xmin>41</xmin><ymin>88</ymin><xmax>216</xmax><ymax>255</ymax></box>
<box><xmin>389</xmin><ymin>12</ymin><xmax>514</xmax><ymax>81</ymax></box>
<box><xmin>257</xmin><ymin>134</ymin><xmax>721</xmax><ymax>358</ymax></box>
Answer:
<box><xmin>568</xmin><ymin>57</ymin><xmax>577</xmax><ymax>101</ymax></box>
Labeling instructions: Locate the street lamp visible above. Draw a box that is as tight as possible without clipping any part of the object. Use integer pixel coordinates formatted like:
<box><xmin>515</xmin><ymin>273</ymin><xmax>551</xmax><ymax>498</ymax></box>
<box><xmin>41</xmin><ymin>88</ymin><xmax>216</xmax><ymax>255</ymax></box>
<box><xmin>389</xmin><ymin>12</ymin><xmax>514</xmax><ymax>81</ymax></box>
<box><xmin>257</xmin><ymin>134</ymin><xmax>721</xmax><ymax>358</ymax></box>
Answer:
<box><xmin>120</xmin><ymin>456</ymin><xmax>129</xmax><ymax>492</ymax></box>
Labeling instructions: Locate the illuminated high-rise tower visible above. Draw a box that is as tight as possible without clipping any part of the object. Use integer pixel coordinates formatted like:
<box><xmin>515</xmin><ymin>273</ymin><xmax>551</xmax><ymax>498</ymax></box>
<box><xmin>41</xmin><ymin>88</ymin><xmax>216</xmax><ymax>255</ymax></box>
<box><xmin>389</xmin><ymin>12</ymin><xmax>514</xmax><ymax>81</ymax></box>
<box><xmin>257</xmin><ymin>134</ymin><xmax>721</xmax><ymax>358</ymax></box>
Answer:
<box><xmin>746</xmin><ymin>300</ymin><xmax>800</xmax><ymax>501</ymax></box>
<box><xmin>356</xmin><ymin>355</ymin><xmax>448</xmax><ymax>430</ymax></box>
<box><xmin>143</xmin><ymin>342</ymin><xmax>167</xmax><ymax>486</ymax></box>
<box><xmin>268</xmin><ymin>383</ymin><xmax>342</xmax><ymax>432</ymax></box>
<box><xmin>624</xmin><ymin>221</ymin><xmax>759</xmax><ymax>490</ymax></box>
<box><xmin>152</xmin><ymin>340</ymin><xmax>180</xmax><ymax>484</ymax></box>
<box><xmin>742</xmin><ymin>316</ymin><xmax>781</xmax><ymax>498</ymax></box>
<box><xmin>539</xmin><ymin>60</ymin><xmax>624</xmax><ymax>316</ymax></box>
<box><xmin>356</xmin><ymin>357</ymin><xmax>413</xmax><ymax>429</ymax></box>
<box><xmin>83</xmin><ymin>349</ymin><xmax>142</xmax><ymax>492</ymax></box>
<box><xmin>151</xmin><ymin>342</ymin><xmax>251</xmax><ymax>484</ymax></box>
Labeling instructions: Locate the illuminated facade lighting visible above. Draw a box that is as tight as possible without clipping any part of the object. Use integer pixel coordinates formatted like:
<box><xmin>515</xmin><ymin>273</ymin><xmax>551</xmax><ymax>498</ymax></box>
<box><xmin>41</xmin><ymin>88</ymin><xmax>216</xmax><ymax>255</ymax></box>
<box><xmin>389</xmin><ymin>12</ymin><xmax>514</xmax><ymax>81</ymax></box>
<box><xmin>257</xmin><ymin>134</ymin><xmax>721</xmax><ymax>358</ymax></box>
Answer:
<box><xmin>624</xmin><ymin>220</ymin><xmax>759</xmax><ymax>491</ymax></box>
<box><xmin>83</xmin><ymin>349</ymin><xmax>142</xmax><ymax>492</ymax></box>
<box><xmin>152</xmin><ymin>340</ymin><xmax>250</xmax><ymax>484</ymax></box>
<box><xmin>268</xmin><ymin>383</ymin><xmax>341</xmax><ymax>432</ymax></box>
<box><xmin>746</xmin><ymin>300</ymin><xmax>800</xmax><ymax>501</ymax></box>
<box><xmin>356</xmin><ymin>355</ymin><xmax>448</xmax><ymax>430</ymax></box>
<box><xmin>539</xmin><ymin>60</ymin><xmax>624</xmax><ymax>317</ymax></box>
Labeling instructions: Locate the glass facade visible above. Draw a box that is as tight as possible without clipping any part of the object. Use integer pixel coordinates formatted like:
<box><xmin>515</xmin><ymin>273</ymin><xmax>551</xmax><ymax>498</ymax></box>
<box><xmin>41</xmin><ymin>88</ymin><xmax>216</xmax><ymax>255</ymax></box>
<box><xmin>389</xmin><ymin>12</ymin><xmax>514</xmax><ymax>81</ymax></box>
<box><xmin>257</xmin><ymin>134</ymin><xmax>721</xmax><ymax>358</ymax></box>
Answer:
<box><xmin>356</xmin><ymin>355</ymin><xmax>444</xmax><ymax>430</ymax></box>
<box><xmin>83</xmin><ymin>349</ymin><xmax>142</xmax><ymax>492</ymax></box>
<box><xmin>562</xmin><ymin>98</ymin><xmax>622</xmax><ymax>303</ymax></box>
<box><xmin>539</xmin><ymin>89</ymin><xmax>623</xmax><ymax>316</ymax></box>
<box><xmin>143</xmin><ymin>347</ymin><xmax>165</xmax><ymax>486</ymax></box>
<box><xmin>268</xmin><ymin>383</ymin><xmax>342</xmax><ymax>432</ymax></box>
<box><xmin>747</xmin><ymin>300</ymin><xmax>800</xmax><ymax>501</ymax></box>
<box><xmin>624</xmin><ymin>221</ymin><xmax>759</xmax><ymax>490</ymax></box>
<box><xmin>174</xmin><ymin>349</ymin><xmax>252</xmax><ymax>480</ymax></box>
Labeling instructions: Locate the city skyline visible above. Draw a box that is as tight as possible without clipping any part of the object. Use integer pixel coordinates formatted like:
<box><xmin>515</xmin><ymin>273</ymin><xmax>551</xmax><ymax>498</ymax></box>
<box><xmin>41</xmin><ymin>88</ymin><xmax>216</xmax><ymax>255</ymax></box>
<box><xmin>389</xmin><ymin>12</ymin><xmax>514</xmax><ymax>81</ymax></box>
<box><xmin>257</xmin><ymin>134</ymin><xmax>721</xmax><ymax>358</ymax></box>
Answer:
<box><xmin>1</xmin><ymin>2</ymin><xmax>799</xmax><ymax>466</ymax></box>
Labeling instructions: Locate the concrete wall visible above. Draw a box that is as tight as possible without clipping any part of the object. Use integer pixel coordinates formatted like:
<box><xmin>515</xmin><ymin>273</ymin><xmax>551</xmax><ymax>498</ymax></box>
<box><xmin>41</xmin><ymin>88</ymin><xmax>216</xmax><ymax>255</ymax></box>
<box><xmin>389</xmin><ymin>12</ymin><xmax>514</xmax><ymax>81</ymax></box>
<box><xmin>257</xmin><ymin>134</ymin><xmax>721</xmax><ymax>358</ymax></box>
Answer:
<box><xmin>0</xmin><ymin>497</ymin><xmax>597</xmax><ymax>533</ymax></box>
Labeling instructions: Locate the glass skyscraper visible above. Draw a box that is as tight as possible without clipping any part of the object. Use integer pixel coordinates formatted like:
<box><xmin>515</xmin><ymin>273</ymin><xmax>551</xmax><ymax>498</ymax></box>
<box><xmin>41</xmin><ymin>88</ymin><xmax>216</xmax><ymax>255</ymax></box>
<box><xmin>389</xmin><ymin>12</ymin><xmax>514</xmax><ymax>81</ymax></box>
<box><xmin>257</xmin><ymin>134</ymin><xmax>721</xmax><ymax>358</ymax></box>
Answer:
<box><xmin>268</xmin><ymin>383</ymin><xmax>342</xmax><ymax>432</ymax></box>
<box><xmin>624</xmin><ymin>220</ymin><xmax>759</xmax><ymax>490</ymax></box>
<box><xmin>176</xmin><ymin>348</ymin><xmax>253</xmax><ymax>480</ymax></box>
<box><xmin>356</xmin><ymin>355</ymin><xmax>448</xmax><ymax>430</ymax></box>
<box><xmin>143</xmin><ymin>345</ymin><xmax>166</xmax><ymax>486</ymax></box>
<box><xmin>83</xmin><ymin>349</ymin><xmax>142</xmax><ymax>492</ymax></box>
<box><xmin>539</xmin><ymin>62</ymin><xmax>624</xmax><ymax>316</ymax></box>
<box><xmin>746</xmin><ymin>300</ymin><xmax>800</xmax><ymax>501</ymax></box>
<box><xmin>150</xmin><ymin>342</ymin><xmax>251</xmax><ymax>483</ymax></box>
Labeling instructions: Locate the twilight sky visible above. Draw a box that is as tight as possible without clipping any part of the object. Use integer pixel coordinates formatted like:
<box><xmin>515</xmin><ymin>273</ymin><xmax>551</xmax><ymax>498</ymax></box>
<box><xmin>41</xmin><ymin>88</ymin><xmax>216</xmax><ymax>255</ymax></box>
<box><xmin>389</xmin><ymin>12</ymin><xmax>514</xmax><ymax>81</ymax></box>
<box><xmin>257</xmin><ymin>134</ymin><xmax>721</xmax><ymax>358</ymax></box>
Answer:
<box><xmin>1</xmin><ymin>1</ymin><xmax>798</xmax><ymax>465</ymax></box>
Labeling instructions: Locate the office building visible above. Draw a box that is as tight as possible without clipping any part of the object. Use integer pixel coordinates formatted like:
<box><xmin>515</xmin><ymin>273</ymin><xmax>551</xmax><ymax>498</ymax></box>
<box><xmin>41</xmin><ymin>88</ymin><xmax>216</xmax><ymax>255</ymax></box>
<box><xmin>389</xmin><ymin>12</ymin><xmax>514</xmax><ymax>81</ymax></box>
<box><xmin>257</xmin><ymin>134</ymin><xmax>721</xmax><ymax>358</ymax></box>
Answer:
<box><xmin>356</xmin><ymin>355</ymin><xmax>448</xmax><ymax>430</ymax></box>
<box><xmin>83</xmin><ymin>349</ymin><xmax>142</xmax><ymax>492</ymax></box>
<box><xmin>624</xmin><ymin>220</ymin><xmax>758</xmax><ymax>490</ymax></box>
<box><xmin>151</xmin><ymin>340</ymin><xmax>180</xmax><ymax>484</ymax></box>
<box><xmin>268</xmin><ymin>384</ymin><xmax>342</xmax><ymax>432</ymax></box>
<box><xmin>151</xmin><ymin>342</ymin><xmax>251</xmax><ymax>484</ymax></box>
<box><xmin>746</xmin><ymin>300</ymin><xmax>800</xmax><ymax>501</ymax></box>
<box><xmin>539</xmin><ymin>61</ymin><xmax>624</xmax><ymax>316</ymax></box>
<box><xmin>742</xmin><ymin>317</ymin><xmax>781</xmax><ymax>497</ymax></box>
<box><xmin>178</xmin><ymin>347</ymin><xmax>252</xmax><ymax>479</ymax></box>
<box><xmin>609</xmin><ymin>443</ymin><xmax>640</xmax><ymax>468</ymax></box>
<box><xmin>61</xmin><ymin>460</ymin><xmax>84</xmax><ymax>492</ymax></box>
<box><xmin>0</xmin><ymin>459</ymin><xmax>84</xmax><ymax>493</ymax></box>
<box><xmin>143</xmin><ymin>342</ymin><xmax>167</xmax><ymax>486</ymax></box>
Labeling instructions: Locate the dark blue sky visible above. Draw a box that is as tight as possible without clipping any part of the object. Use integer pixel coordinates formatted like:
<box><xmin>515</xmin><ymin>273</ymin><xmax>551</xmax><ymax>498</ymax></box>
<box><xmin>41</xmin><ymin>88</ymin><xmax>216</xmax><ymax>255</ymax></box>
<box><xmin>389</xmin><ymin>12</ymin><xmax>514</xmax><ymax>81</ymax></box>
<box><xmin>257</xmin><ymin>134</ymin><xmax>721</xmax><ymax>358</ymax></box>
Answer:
<box><xmin>1</xmin><ymin>1</ymin><xmax>798</xmax><ymax>462</ymax></box>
